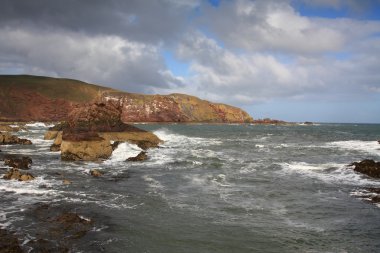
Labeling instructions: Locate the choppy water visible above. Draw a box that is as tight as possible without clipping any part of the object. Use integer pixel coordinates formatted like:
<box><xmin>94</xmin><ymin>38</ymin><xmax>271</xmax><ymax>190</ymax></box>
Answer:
<box><xmin>1</xmin><ymin>123</ymin><xmax>380</xmax><ymax>252</ymax></box>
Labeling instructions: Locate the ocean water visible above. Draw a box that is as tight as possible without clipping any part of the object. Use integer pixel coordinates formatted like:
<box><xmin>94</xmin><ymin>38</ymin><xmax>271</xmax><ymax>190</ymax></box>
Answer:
<box><xmin>1</xmin><ymin>123</ymin><xmax>380</xmax><ymax>252</ymax></box>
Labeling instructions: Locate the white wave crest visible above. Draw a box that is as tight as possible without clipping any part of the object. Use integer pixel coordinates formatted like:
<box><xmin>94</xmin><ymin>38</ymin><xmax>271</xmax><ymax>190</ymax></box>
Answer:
<box><xmin>279</xmin><ymin>162</ymin><xmax>380</xmax><ymax>186</ymax></box>
<box><xmin>25</xmin><ymin>122</ymin><xmax>50</xmax><ymax>128</ymax></box>
<box><xmin>325</xmin><ymin>140</ymin><xmax>380</xmax><ymax>156</ymax></box>
<box><xmin>104</xmin><ymin>142</ymin><xmax>142</xmax><ymax>164</ymax></box>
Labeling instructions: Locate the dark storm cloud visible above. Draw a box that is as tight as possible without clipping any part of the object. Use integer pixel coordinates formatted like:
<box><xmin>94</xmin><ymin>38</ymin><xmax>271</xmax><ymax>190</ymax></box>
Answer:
<box><xmin>0</xmin><ymin>0</ymin><xmax>197</xmax><ymax>44</ymax></box>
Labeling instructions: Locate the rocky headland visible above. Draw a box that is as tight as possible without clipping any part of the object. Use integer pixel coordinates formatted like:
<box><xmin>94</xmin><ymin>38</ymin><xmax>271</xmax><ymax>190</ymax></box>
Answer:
<box><xmin>0</xmin><ymin>75</ymin><xmax>253</xmax><ymax>123</ymax></box>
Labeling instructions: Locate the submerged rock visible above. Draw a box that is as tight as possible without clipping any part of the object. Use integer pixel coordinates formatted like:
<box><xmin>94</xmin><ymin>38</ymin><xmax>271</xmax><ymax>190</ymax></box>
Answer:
<box><xmin>25</xmin><ymin>203</ymin><xmax>94</xmax><ymax>252</ymax></box>
<box><xmin>349</xmin><ymin>159</ymin><xmax>380</xmax><ymax>178</ymax></box>
<box><xmin>353</xmin><ymin>187</ymin><xmax>380</xmax><ymax>206</ymax></box>
<box><xmin>0</xmin><ymin>228</ymin><xmax>23</xmax><ymax>253</ymax></box>
<box><xmin>3</xmin><ymin>168</ymin><xmax>35</xmax><ymax>181</ymax></box>
<box><xmin>127</xmin><ymin>151</ymin><xmax>148</xmax><ymax>162</ymax></box>
<box><xmin>4</xmin><ymin>155</ymin><xmax>32</xmax><ymax>169</ymax></box>
<box><xmin>0</xmin><ymin>132</ymin><xmax>32</xmax><ymax>145</ymax></box>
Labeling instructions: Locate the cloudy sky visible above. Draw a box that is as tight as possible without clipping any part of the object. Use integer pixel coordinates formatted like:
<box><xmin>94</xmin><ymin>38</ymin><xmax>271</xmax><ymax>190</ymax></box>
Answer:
<box><xmin>1</xmin><ymin>0</ymin><xmax>380</xmax><ymax>123</ymax></box>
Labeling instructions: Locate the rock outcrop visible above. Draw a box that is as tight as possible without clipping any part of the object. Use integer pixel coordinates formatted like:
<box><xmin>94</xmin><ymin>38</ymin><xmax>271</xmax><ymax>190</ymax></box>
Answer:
<box><xmin>0</xmin><ymin>132</ymin><xmax>32</xmax><ymax>145</ymax></box>
<box><xmin>55</xmin><ymin>100</ymin><xmax>161</xmax><ymax>161</ymax></box>
<box><xmin>0</xmin><ymin>75</ymin><xmax>253</xmax><ymax>123</ymax></box>
<box><xmin>349</xmin><ymin>159</ymin><xmax>380</xmax><ymax>178</ymax></box>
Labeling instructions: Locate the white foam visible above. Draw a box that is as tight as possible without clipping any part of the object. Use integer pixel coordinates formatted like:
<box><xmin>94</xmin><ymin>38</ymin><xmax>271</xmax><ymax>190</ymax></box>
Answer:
<box><xmin>279</xmin><ymin>162</ymin><xmax>380</xmax><ymax>186</ymax></box>
<box><xmin>104</xmin><ymin>142</ymin><xmax>142</xmax><ymax>164</ymax></box>
<box><xmin>154</xmin><ymin>128</ymin><xmax>222</xmax><ymax>148</ymax></box>
<box><xmin>325</xmin><ymin>140</ymin><xmax>380</xmax><ymax>156</ymax></box>
<box><xmin>142</xmin><ymin>175</ymin><xmax>164</xmax><ymax>190</ymax></box>
<box><xmin>25</xmin><ymin>122</ymin><xmax>49</xmax><ymax>128</ymax></box>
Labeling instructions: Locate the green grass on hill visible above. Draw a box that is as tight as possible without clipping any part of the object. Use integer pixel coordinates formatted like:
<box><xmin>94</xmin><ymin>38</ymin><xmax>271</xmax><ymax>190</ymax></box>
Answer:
<box><xmin>0</xmin><ymin>75</ymin><xmax>116</xmax><ymax>102</ymax></box>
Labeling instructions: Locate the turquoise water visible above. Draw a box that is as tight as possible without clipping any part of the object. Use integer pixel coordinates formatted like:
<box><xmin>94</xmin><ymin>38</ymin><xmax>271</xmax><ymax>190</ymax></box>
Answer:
<box><xmin>1</xmin><ymin>123</ymin><xmax>380</xmax><ymax>252</ymax></box>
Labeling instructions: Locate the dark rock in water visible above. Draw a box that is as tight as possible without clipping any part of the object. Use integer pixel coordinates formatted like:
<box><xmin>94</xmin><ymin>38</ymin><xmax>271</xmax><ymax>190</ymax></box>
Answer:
<box><xmin>349</xmin><ymin>159</ymin><xmax>380</xmax><ymax>178</ymax></box>
<box><xmin>378</xmin><ymin>140</ymin><xmax>380</xmax><ymax>144</ymax></box>
<box><xmin>304</xmin><ymin>121</ymin><xmax>313</xmax><ymax>125</ymax></box>
<box><xmin>0</xmin><ymin>228</ymin><xmax>23</xmax><ymax>253</ymax></box>
<box><xmin>127</xmin><ymin>151</ymin><xmax>148</xmax><ymax>162</ymax></box>
<box><xmin>27</xmin><ymin>239</ymin><xmax>69</xmax><ymax>253</ymax></box>
<box><xmin>49</xmin><ymin>143</ymin><xmax>61</xmax><ymax>152</ymax></box>
<box><xmin>4</xmin><ymin>155</ymin><xmax>32</xmax><ymax>169</ymax></box>
<box><xmin>90</xmin><ymin>169</ymin><xmax>102</xmax><ymax>177</ymax></box>
<box><xmin>3</xmin><ymin>168</ymin><xmax>35</xmax><ymax>181</ymax></box>
<box><xmin>0</xmin><ymin>132</ymin><xmax>32</xmax><ymax>145</ymax></box>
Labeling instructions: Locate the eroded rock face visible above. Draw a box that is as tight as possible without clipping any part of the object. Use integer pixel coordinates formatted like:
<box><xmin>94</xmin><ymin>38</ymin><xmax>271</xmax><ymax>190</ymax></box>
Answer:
<box><xmin>104</xmin><ymin>93</ymin><xmax>253</xmax><ymax>123</ymax></box>
<box><xmin>3</xmin><ymin>168</ymin><xmax>35</xmax><ymax>181</ymax></box>
<box><xmin>0</xmin><ymin>132</ymin><xmax>32</xmax><ymax>145</ymax></box>
<box><xmin>4</xmin><ymin>155</ymin><xmax>32</xmax><ymax>169</ymax></box>
<box><xmin>126</xmin><ymin>151</ymin><xmax>148</xmax><ymax>162</ymax></box>
<box><xmin>350</xmin><ymin>159</ymin><xmax>380</xmax><ymax>178</ymax></box>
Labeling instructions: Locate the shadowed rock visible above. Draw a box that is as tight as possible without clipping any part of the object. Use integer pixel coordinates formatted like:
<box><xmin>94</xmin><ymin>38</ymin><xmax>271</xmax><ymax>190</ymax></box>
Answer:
<box><xmin>349</xmin><ymin>159</ymin><xmax>380</xmax><ymax>178</ymax></box>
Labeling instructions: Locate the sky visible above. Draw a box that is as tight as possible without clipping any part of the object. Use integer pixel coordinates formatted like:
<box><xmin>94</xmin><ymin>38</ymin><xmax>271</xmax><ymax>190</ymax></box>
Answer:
<box><xmin>0</xmin><ymin>0</ymin><xmax>380</xmax><ymax>123</ymax></box>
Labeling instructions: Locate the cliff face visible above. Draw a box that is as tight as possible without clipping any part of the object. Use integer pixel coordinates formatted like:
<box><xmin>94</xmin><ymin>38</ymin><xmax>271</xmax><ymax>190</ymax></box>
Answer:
<box><xmin>106</xmin><ymin>93</ymin><xmax>253</xmax><ymax>123</ymax></box>
<box><xmin>0</xmin><ymin>75</ymin><xmax>253</xmax><ymax>123</ymax></box>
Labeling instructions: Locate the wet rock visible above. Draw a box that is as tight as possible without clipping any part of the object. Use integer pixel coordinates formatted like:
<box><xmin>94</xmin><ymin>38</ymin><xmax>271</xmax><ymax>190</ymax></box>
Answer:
<box><xmin>90</xmin><ymin>169</ymin><xmax>102</xmax><ymax>177</ymax></box>
<box><xmin>0</xmin><ymin>228</ymin><xmax>23</xmax><ymax>253</ymax></box>
<box><xmin>127</xmin><ymin>151</ymin><xmax>148</xmax><ymax>162</ymax></box>
<box><xmin>0</xmin><ymin>132</ymin><xmax>32</xmax><ymax>145</ymax></box>
<box><xmin>378</xmin><ymin>140</ymin><xmax>380</xmax><ymax>144</ymax></box>
<box><xmin>349</xmin><ymin>159</ymin><xmax>380</xmax><ymax>178</ymax></box>
<box><xmin>3</xmin><ymin>168</ymin><xmax>35</xmax><ymax>181</ymax></box>
<box><xmin>4</xmin><ymin>155</ymin><xmax>32</xmax><ymax>169</ymax></box>
<box><xmin>303</xmin><ymin>121</ymin><xmax>313</xmax><ymax>125</ymax></box>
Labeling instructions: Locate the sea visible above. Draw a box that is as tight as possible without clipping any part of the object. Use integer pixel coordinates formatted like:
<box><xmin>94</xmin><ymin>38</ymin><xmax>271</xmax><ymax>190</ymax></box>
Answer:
<box><xmin>0</xmin><ymin>123</ymin><xmax>380</xmax><ymax>252</ymax></box>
